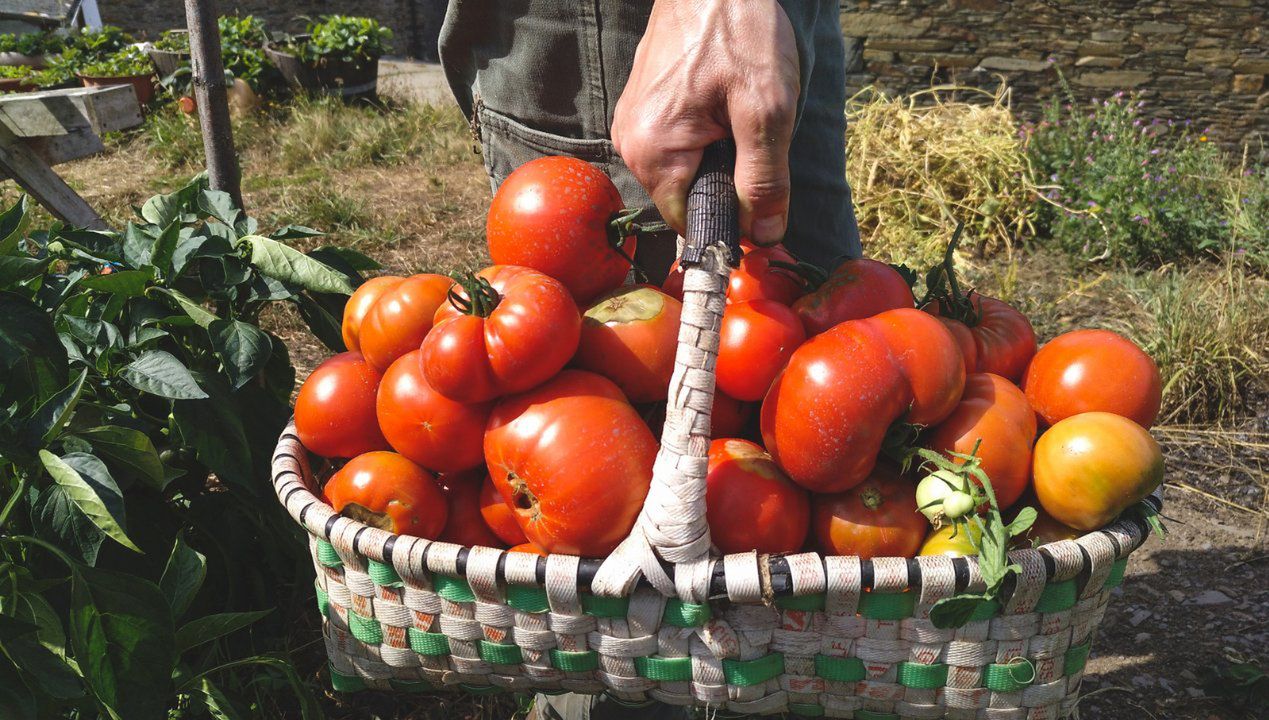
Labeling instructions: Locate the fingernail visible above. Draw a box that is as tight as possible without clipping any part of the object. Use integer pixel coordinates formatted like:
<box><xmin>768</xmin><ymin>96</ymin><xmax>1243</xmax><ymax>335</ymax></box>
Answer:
<box><xmin>752</xmin><ymin>215</ymin><xmax>786</xmax><ymax>244</ymax></box>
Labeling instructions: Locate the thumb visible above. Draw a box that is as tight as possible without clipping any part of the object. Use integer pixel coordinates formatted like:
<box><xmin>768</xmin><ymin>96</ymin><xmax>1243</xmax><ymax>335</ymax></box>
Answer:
<box><xmin>730</xmin><ymin>95</ymin><xmax>796</xmax><ymax>246</ymax></box>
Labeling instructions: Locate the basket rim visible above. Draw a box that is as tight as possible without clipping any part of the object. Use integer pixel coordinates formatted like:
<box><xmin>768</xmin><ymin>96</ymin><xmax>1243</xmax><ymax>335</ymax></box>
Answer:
<box><xmin>272</xmin><ymin>417</ymin><xmax>1161</xmax><ymax>601</ymax></box>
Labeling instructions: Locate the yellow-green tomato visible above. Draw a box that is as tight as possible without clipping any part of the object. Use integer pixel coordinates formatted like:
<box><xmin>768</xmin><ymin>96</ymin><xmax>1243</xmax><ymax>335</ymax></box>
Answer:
<box><xmin>919</xmin><ymin>522</ymin><xmax>982</xmax><ymax>557</ymax></box>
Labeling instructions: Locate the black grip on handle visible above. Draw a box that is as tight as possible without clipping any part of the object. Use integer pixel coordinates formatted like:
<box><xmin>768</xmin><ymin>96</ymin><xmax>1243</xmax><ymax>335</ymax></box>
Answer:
<box><xmin>683</xmin><ymin>139</ymin><xmax>741</xmax><ymax>267</ymax></box>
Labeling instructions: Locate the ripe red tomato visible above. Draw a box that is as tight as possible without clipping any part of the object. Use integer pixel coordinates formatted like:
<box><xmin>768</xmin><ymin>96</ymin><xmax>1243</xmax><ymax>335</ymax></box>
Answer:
<box><xmin>1023</xmin><ymin>329</ymin><xmax>1162</xmax><ymax>428</ymax></box>
<box><xmin>706</xmin><ymin>439</ymin><xmax>809</xmax><ymax>554</ymax></box>
<box><xmin>484</xmin><ymin>370</ymin><xmax>657</xmax><ymax>556</ymax></box>
<box><xmin>508</xmin><ymin>542</ymin><xmax>547</xmax><ymax>556</ymax></box>
<box><xmin>1033</xmin><ymin>412</ymin><xmax>1163</xmax><ymax>531</ymax></box>
<box><xmin>342</xmin><ymin>275</ymin><xmax>403</xmax><ymax>353</ymax></box>
<box><xmin>424</xmin><ymin>265</ymin><xmax>581</xmax><ymax>403</ymax></box>
<box><xmin>487</xmin><ymin>156</ymin><xmax>634</xmax><ymax>304</ymax></box>
<box><xmin>936</xmin><ymin>315</ymin><xmax>978</xmax><ymax>373</ymax></box>
<box><xmin>376</xmin><ymin>350</ymin><xmax>491</xmax><ymax>472</ymax></box>
<box><xmin>479</xmin><ymin>475</ymin><xmax>528</xmax><ymax>546</ymax></box>
<box><xmin>812</xmin><ymin>463</ymin><xmax>926</xmax><ymax>559</ymax></box>
<box><xmin>761</xmin><ymin>309</ymin><xmax>964</xmax><ymax>492</ymax></box>
<box><xmin>663</xmin><ymin>240</ymin><xmax>810</xmax><ymax>305</ymax></box>
<box><xmin>791</xmin><ymin>259</ymin><xmax>913</xmax><ymax>336</ymax></box>
<box><xmin>928</xmin><ymin>294</ymin><xmax>1036</xmax><ymax>383</ymax></box>
<box><xmin>437</xmin><ymin>471</ymin><xmax>506</xmax><ymax>548</ymax></box>
<box><xmin>323</xmin><ymin>451</ymin><xmax>446</xmax><ymax>537</ymax></box>
<box><xmin>926</xmin><ymin>373</ymin><xmax>1038</xmax><ymax>510</ymax></box>
<box><xmin>295</xmin><ymin>352</ymin><xmax>388</xmax><ymax>459</ymax></box>
<box><xmin>712</xmin><ymin>392</ymin><xmax>755</xmax><ymax>439</ymax></box>
<box><xmin>574</xmin><ymin>286</ymin><xmax>682</xmax><ymax>403</ymax></box>
<box><xmin>359</xmin><ymin>274</ymin><xmax>454</xmax><ymax>371</ymax></box>
<box><xmin>716</xmin><ymin>300</ymin><xmax>807</xmax><ymax>402</ymax></box>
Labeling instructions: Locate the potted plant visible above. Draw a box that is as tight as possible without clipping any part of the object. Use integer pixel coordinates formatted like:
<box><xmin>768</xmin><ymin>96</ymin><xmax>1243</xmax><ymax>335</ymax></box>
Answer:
<box><xmin>78</xmin><ymin>45</ymin><xmax>157</xmax><ymax>105</ymax></box>
<box><xmin>0</xmin><ymin>64</ymin><xmax>38</xmax><ymax>93</ymax></box>
<box><xmin>148</xmin><ymin>29</ymin><xmax>190</xmax><ymax>78</ymax></box>
<box><xmin>0</xmin><ymin>30</ymin><xmax>65</xmax><ymax>68</ymax></box>
<box><xmin>265</xmin><ymin>15</ymin><xmax>391</xmax><ymax>99</ymax></box>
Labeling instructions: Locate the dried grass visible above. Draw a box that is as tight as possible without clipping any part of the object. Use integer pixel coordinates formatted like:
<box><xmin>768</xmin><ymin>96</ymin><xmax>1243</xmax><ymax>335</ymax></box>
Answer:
<box><xmin>845</xmin><ymin>84</ymin><xmax>1039</xmax><ymax>268</ymax></box>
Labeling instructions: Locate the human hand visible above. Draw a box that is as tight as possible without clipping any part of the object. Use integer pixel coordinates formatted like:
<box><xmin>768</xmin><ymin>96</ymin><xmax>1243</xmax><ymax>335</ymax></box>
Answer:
<box><xmin>612</xmin><ymin>0</ymin><xmax>800</xmax><ymax>245</ymax></box>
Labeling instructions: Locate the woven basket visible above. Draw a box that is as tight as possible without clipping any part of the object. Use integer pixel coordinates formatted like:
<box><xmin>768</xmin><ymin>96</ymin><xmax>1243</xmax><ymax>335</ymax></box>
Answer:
<box><xmin>270</xmin><ymin>142</ymin><xmax>1161</xmax><ymax>718</ymax></box>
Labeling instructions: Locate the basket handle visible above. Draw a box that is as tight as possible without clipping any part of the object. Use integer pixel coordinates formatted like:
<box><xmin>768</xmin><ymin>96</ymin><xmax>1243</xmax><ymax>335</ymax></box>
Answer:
<box><xmin>593</xmin><ymin>140</ymin><xmax>739</xmax><ymax>601</ymax></box>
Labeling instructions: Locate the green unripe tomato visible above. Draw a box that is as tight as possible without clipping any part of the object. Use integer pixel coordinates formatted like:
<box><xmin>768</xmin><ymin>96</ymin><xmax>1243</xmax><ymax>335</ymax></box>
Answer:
<box><xmin>916</xmin><ymin>469</ymin><xmax>974</xmax><ymax>525</ymax></box>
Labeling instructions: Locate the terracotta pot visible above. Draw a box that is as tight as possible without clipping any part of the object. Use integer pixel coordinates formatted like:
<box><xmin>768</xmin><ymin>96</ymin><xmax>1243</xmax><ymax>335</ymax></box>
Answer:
<box><xmin>264</xmin><ymin>39</ymin><xmax>378</xmax><ymax>99</ymax></box>
<box><xmin>0</xmin><ymin>77</ymin><xmax>38</xmax><ymax>94</ymax></box>
<box><xmin>79</xmin><ymin>73</ymin><xmax>157</xmax><ymax>105</ymax></box>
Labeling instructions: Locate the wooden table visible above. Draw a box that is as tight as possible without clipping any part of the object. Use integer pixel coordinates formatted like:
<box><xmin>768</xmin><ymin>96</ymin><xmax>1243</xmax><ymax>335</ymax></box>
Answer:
<box><xmin>0</xmin><ymin>84</ymin><xmax>143</xmax><ymax>229</ymax></box>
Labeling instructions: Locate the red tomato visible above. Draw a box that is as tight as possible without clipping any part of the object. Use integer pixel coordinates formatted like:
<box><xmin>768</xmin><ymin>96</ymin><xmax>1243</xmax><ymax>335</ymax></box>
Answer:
<box><xmin>791</xmin><ymin>258</ymin><xmax>913</xmax><ymax>336</ymax></box>
<box><xmin>295</xmin><ymin>352</ymin><xmax>388</xmax><ymax>459</ymax></box>
<box><xmin>508</xmin><ymin>542</ymin><xmax>547</xmax><ymax>556</ymax></box>
<box><xmin>936</xmin><ymin>315</ymin><xmax>978</xmax><ymax>373</ymax></box>
<box><xmin>812</xmin><ymin>463</ymin><xmax>926</xmax><ymax>559</ymax></box>
<box><xmin>376</xmin><ymin>350</ymin><xmax>491</xmax><ymax>472</ymax></box>
<box><xmin>706</xmin><ymin>439</ymin><xmax>809</xmax><ymax>554</ymax></box>
<box><xmin>663</xmin><ymin>240</ymin><xmax>810</xmax><ymax>305</ymax></box>
<box><xmin>712</xmin><ymin>392</ymin><xmax>755</xmax><ymax>439</ymax></box>
<box><xmin>716</xmin><ymin>300</ymin><xmax>807</xmax><ymax>402</ymax></box>
<box><xmin>574</xmin><ymin>286</ymin><xmax>682</xmax><ymax>403</ymax></box>
<box><xmin>926</xmin><ymin>373</ymin><xmax>1038</xmax><ymax>509</ymax></box>
<box><xmin>484</xmin><ymin>370</ymin><xmax>657</xmax><ymax>557</ymax></box>
<box><xmin>487</xmin><ymin>156</ymin><xmax>634</xmax><ymax>304</ymax></box>
<box><xmin>1023</xmin><ymin>329</ymin><xmax>1162</xmax><ymax>428</ymax></box>
<box><xmin>424</xmin><ymin>265</ymin><xmax>581</xmax><ymax>403</ymax></box>
<box><xmin>359</xmin><ymin>274</ymin><xmax>454</xmax><ymax>371</ymax></box>
<box><xmin>342</xmin><ymin>275</ymin><xmax>403</xmax><ymax>353</ymax></box>
<box><xmin>438</xmin><ymin>471</ymin><xmax>506</xmax><ymax>548</ymax></box>
<box><xmin>323</xmin><ymin>451</ymin><xmax>446</xmax><ymax>537</ymax></box>
<box><xmin>761</xmin><ymin>309</ymin><xmax>964</xmax><ymax>492</ymax></box>
<box><xmin>928</xmin><ymin>294</ymin><xmax>1036</xmax><ymax>383</ymax></box>
<box><xmin>479</xmin><ymin>475</ymin><xmax>528</xmax><ymax>546</ymax></box>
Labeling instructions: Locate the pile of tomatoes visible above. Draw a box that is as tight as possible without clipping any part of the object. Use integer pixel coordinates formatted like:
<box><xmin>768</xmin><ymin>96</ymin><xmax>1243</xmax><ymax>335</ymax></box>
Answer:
<box><xmin>294</xmin><ymin>156</ymin><xmax>1165</xmax><ymax>561</ymax></box>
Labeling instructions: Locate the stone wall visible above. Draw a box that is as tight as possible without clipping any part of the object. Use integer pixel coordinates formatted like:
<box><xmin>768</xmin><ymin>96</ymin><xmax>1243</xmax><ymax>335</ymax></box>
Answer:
<box><xmin>840</xmin><ymin>0</ymin><xmax>1268</xmax><ymax>150</ymax></box>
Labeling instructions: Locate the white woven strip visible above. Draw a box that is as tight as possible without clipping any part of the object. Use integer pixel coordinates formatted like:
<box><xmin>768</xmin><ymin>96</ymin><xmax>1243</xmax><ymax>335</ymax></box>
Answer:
<box><xmin>465</xmin><ymin>546</ymin><xmax>505</xmax><ymax>604</ymax></box>
<box><xmin>1002</xmin><ymin>550</ymin><xmax>1047</xmax><ymax>614</ymax></box>
<box><xmin>544</xmin><ymin>554</ymin><xmax>582</xmax><ymax>615</ymax></box>
<box><xmin>825</xmin><ymin>556</ymin><xmax>863</xmax><ymax>615</ymax></box>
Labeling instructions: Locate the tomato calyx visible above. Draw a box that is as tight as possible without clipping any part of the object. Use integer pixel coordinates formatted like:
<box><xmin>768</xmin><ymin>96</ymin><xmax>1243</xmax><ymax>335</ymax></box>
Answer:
<box><xmin>448</xmin><ymin>274</ymin><xmax>502</xmax><ymax>318</ymax></box>
<box><xmin>858</xmin><ymin>486</ymin><xmax>885</xmax><ymax>511</ymax></box>
<box><xmin>339</xmin><ymin>501</ymin><xmax>394</xmax><ymax>532</ymax></box>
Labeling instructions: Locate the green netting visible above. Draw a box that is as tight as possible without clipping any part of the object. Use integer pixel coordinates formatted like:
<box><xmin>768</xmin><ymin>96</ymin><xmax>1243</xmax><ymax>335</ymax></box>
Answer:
<box><xmin>663</xmin><ymin>598</ymin><xmax>711</xmax><ymax>627</ymax></box>
<box><xmin>480</xmin><ymin>640</ymin><xmax>524</xmax><ymax>665</ymax></box>
<box><xmin>969</xmin><ymin>599</ymin><xmax>1001</xmax><ymax>622</ymax></box>
<box><xmin>859</xmin><ymin>592</ymin><xmax>915</xmax><ymax>620</ymax></box>
<box><xmin>723</xmin><ymin>653</ymin><xmax>784</xmax><ymax>686</ymax></box>
<box><xmin>815</xmin><ymin>655</ymin><xmax>865</xmax><ymax>683</ymax></box>
<box><xmin>1035</xmin><ymin>579</ymin><xmax>1078</xmax><ymax>613</ymax></box>
<box><xmin>984</xmin><ymin>660</ymin><xmax>1036</xmax><ymax>692</ymax></box>
<box><xmin>348</xmin><ymin>611</ymin><xmax>383</xmax><ymax>645</ymax></box>
<box><xmin>434</xmin><ymin>574</ymin><xmax>476</xmax><ymax>603</ymax></box>
<box><xmin>775</xmin><ymin>594</ymin><xmax>826</xmax><ymax>611</ymax></box>
<box><xmin>788</xmin><ymin>703</ymin><xmax>826</xmax><ymax>717</ymax></box>
<box><xmin>506</xmin><ymin>585</ymin><xmax>550</xmax><ymax>613</ymax></box>
<box><xmin>407</xmin><ymin>628</ymin><xmax>451</xmax><ymax>656</ymax></box>
<box><xmin>1064</xmin><ymin>642</ymin><xmax>1091</xmax><ymax>676</ymax></box>
<box><xmin>315</xmin><ymin>584</ymin><xmax>329</xmax><ymax>618</ymax></box>
<box><xmin>550</xmin><ymin>649</ymin><xmax>599</xmax><ymax>672</ymax></box>
<box><xmin>316</xmin><ymin>539</ymin><xmax>342</xmax><ymax>568</ymax></box>
<box><xmin>367</xmin><ymin>559</ymin><xmax>402</xmax><ymax>587</ymax></box>
<box><xmin>459</xmin><ymin>684</ymin><xmax>506</xmax><ymax>695</ymax></box>
<box><xmin>389</xmin><ymin>679</ymin><xmax>434</xmax><ymax>693</ymax></box>
<box><xmin>581</xmin><ymin>594</ymin><xmax>629</xmax><ymax>618</ymax></box>
<box><xmin>636</xmin><ymin>655</ymin><xmax>693</xmax><ymax>682</ymax></box>
<box><xmin>1103</xmin><ymin>557</ymin><xmax>1129</xmax><ymax>589</ymax></box>
<box><xmin>854</xmin><ymin>711</ymin><xmax>901</xmax><ymax>720</ymax></box>
<box><xmin>328</xmin><ymin>665</ymin><xmax>366</xmax><ymax>692</ymax></box>
<box><xmin>898</xmin><ymin>661</ymin><xmax>948</xmax><ymax>689</ymax></box>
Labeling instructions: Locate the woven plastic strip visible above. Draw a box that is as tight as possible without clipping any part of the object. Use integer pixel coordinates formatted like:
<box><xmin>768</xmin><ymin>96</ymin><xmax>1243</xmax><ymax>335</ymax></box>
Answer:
<box><xmin>434</xmin><ymin>574</ymin><xmax>476</xmax><ymax>603</ymax></box>
<box><xmin>316</xmin><ymin>539</ymin><xmax>342</xmax><ymax>567</ymax></box>
<box><xmin>723</xmin><ymin>653</ymin><xmax>784</xmax><ymax>686</ymax></box>
<box><xmin>984</xmin><ymin>660</ymin><xmax>1036</xmax><ymax>692</ymax></box>
<box><xmin>636</xmin><ymin>655</ymin><xmax>693</xmax><ymax>682</ymax></box>
<box><xmin>789</xmin><ymin>703</ymin><xmax>826</xmax><ymax>717</ymax></box>
<box><xmin>855</xmin><ymin>711</ymin><xmax>901</xmax><ymax>720</ymax></box>
<box><xmin>407</xmin><ymin>628</ymin><xmax>450</xmax><ymax>656</ymax></box>
<box><xmin>550</xmin><ymin>649</ymin><xmax>599</xmax><ymax>672</ymax></box>
<box><xmin>898</xmin><ymin>662</ymin><xmax>948</xmax><ymax>689</ymax></box>
<box><xmin>776</xmin><ymin>593</ymin><xmax>825</xmax><ymax>611</ymax></box>
<box><xmin>1064</xmin><ymin>642</ymin><xmax>1092</xmax><ymax>675</ymax></box>
<box><xmin>859</xmin><ymin>592</ymin><xmax>915</xmax><ymax>620</ymax></box>
<box><xmin>815</xmin><ymin>655</ymin><xmax>865</xmax><ymax>683</ymax></box>
<box><xmin>506</xmin><ymin>585</ymin><xmax>550</xmax><ymax>613</ymax></box>
<box><xmin>329</xmin><ymin>665</ymin><xmax>365</xmax><ymax>693</ymax></box>
<box><xmin>367</xmin><ymin>559</ymin><xmax>402</xmax><ymax>587</ymax></box>
<box><xmin>662</xmin><ymin>598</ymin><xmax>710</xmax><ymax>626</ymax></box>
<box><xmin>1035</xmin><ymin>579</ymin><xmax>1077</xmax><ymax>613</ymax></box>
<box><xmin>347</xmin><ymin>611</ymin><xmax>382</xmax><ymax>645</ymax></box>
<box><xmin>582</xmin><ymin>594</ymin><xmax>629</xmax><ymax>618</ymax></box>
<box><xmin>480</xmin><ymin>641</ymin><xmax>524</xmax><ymax>665</ymax></box>
<box><xmin>1104</xmin><ymin>557</ymin><xmax>1129</xmax><ymax>588</ymax></box>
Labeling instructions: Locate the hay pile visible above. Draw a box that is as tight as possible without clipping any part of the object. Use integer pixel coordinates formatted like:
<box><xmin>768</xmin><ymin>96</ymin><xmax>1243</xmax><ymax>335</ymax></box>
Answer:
<box><xmin>845</xmin><ymin>84</ymin><xmax>1038</xmax><ymax>269</ymax></box>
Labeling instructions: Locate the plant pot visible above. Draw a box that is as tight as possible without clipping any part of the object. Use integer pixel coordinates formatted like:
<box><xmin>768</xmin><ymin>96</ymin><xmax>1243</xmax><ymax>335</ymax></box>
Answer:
<box><xmin>264</xmin><ymin>40</ymin><xmax>379</xmax><ymax>99</ymax></box>
<box><xmin>79</xmin><ymin>73</ymin><xmax>157</xmax><ymax>105</ymax></box>
<box><xmin>0</xmin><ymin>77</ymin><xmax>38</xmax><ymax>94</ymax></box>
<box><xmin>0</xmin><ymin>52</ymin><xmax>45</xmax><ymax>69</ymax></box>
<box><xmin>148</xmin><ymin>47</ymin><xmax>190</xmax><ymax>78</ymax></box>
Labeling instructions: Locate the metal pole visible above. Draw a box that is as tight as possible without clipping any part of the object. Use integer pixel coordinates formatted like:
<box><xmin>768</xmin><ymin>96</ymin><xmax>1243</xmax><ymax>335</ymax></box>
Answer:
<box><xmin>184</xmin><ymin>0</ymin><xmax>243</xmax><ymax>208</ymax></box>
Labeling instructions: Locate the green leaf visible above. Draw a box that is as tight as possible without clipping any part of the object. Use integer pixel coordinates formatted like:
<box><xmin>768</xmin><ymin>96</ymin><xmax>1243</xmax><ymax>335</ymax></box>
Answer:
<box><xmin>78</xmin><ymin>268</ymin><xmax>154</xmax><ymax>297</ymax></box>
<box><xmin>25</xmin><ymin>368</ymin><xmax>86</xmax><ymax>443</ymax></box>
<box><xmin>929</xmin><ymin>594</ymin><xmax>993</xmax><ymax>630</ymax></box>
<box><xmin>140</xmin><ymin>190</ymin><xmax>185</xmax><ymax>228</ymax></box>
<box><xmin>1004</xmin><ymin>507</ymin><xmax>1038</xmax><ymax>538</ymax></box>
<box><xmin>208</xmin><ymin>319</ymin><xmax>271</xmax><ymax>390</ymax></box>
<box><xmin>39</xmin><ymin>450</ymin><xmax>141</xmax><ymax>553</ymax></box>
<box><xmin>0</xmin><ymin>291</ymin><xmax>68</xmax><ymax>403</ymax></box>
<box><xmin>1</xmin><ymin>633</ymin><xmax>84</xmax><ymax>700</ymax></box>
<box><xmin>169</xmin><ymin>230</ymin><xmax>208</xmax><ymax>279</ymax></box>
<box><xmin>120</xmin><ymin>350</ymin><xmax>208</xmax><ymax>400</ymax></box>
<box><xmin>197</xmin><ymin>190</ymin><xmax>240</xmax><ymax>227</ymax></box>
<box><xmin>73</xmin><ymin>426</ymin><xmax>166</xmax><ymax>490</ymax></box>
<box><xmin>172</xmin><ymin>396</ymin><xmax>251</xmax><ymax>486</ymax></box>
<box><xmin>11</xmin><ymin>590</ymin><xmax>66</xmax><ymax>659</ymax></box>
<box><xmin>175</xmin><ymin>610</ymin><xmax>271</xmax><ymax>654</ymax></box>
<box><xmin>0</xmin><ymin>195</ymin><xmax>32</xmax><ymax>256</ymax></box>
<box><xmin>70</xmin><ymin>565</ymin><xmax>176</xmax><ymax>720</ymax></box>
<box><xmin>0</xmin><ymin>658</ymin><xmax>36</xmax><ymax>720</ymax></box>
<box><xmin>309</xmin><ymin>245</ymin><xmax>380</xmax><ymax>271</ymax></box>
<box><xmin>146</xmin><ymin>287</ymin><xmax>218</xmax><ymax>328</ymax></box>
<box><xmin>0</xmin><ymin>255</ymin><xmax>50</xmax><ymax>288</ymax></box>
<box><xmin>293</xmin><ymin>293</ymin><xmax>347</xmax><ymax>353</ymax></box>
<box><xmin>30</xmin><ymin>484</ymin><xmax>106</xmax><ymax>565</ymax></box>
<box><xmin>149</xmin><ymin>222</ymin><xmax>181</xmax><ymax>277</ymax></box>
<box><xmin>192</xmin><ymin>678</ymin><xmax>248</xmax><ymax>720</ymax></box>
<box><xmin>270</xmin><ymin>224</ymin><xmax>324</xmax><ymax>241</ymax></box>
<box><xmin>247</xmin><ymin>235</ymin><xmax>355</xmax><ymax>295</ymax></box>
<box><xmin>159</xmin><ymin>533</ymin><xmax>206</xmax><ymax>619</ymax></box>
<box><xmin>121</xmin><ymin>223</ymin><xmax>159</xmax><ymax>268</ymax></box>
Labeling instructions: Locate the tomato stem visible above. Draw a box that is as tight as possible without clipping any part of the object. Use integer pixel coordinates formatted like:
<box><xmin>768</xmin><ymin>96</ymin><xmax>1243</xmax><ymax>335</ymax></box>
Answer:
<box><xmin>448</xmin><ymin>274</ymin><xmax>501</xmax><ymax>318</ymax></box>
<box><xmin>768</xmin><ymin>259</ymin><xmax>830</xmax><ymax>292</ymax></box>
<box><xmin>921</xmin><ymin>222</ymin><xmax>983</xmax><ymax>327</ymax></box>
<box><xmin>607</xmin><ymin>208</ymin><xmax>660</xmax><ymax>283</ymax></box>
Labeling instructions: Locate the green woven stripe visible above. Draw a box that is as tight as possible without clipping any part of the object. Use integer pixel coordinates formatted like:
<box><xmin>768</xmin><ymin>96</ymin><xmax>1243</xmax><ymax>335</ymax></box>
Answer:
<box><xmin>969</xmin><ymin>599</ymin><xmax>1001</xmax><ymax>622</ymax></box>
<box><xmin>984</xmin><ymin>661</ymin><xmax>1036</xmax><ymax>692</ymax></box>
<box><xmin>898</xmin><ymin>661</ymin><xmax>948</xmax><ymax>689</ymax></box>
<box><xmin>775</xmin><ymin>593</ymin><xmax>825</xmax><ymax>611</ymax></box>
<box><xmin>480</xmin><ymin>640</ymin><xmax>524</xmax><ymax>665</ymax></box>
<box><xmin>723</xmin><ymin>653</ymin><xmax>784</xmax><ymax>686</ymax></box>
<box><xmin>1064</xmin><ymin>642</ymin><xmax>1091</xmax><ymax>676</ymax></box>
<box><xmin>459</xmin><ymin>684</ymin><xmax>505</xmax><ymax>695</ymax></box>
<box><xmin>1103</xmin><ymin>558</ymin><xmax>1129</xmax><ymax>589</ymax></box>
<box><xmin>316</xmin><ymin>539</ymin><xmax>342</xmax><ymax>567</ymax></box>
<box><xmin>788</xmin><ymin>703</ymin><xmax>825</xmax><ymax>717</ymax></box>
<box><xmin>860</xmin><ymin>592</ymin><xmax>915</xmax><ymax>620</ymax></box>
<box><xmin>367</xmin><ymin>559</ymin><xmax>402</xmax><ymax>587</ymax></box>
<box><xmin>663</xmin><ymin>598</ymin><xmax>711</xmax><ymax>627</ymax></box>
<box><xmin>390</xmin><ymin>679</ymin><xmax>433</xmax><ymax>693</ymax></box>
<box><xmin>1035</xmin><ymin>579</ymin><xmax>1078</xmax><ymax>613</ymax></box>
<box><xmin>506</xmin><ymin>585</ymin><xmax>550</xmax><ymax>613</ymax></box>
<box><xmin>814</xmin><ymin>654</ymin><xmax>865</xmax><ymax>683</ymax></box>
<box><xmin>407</xmin><ymin>628</ymin><xmax>451</xmax><ymax>656</ymax></box>
<box><xmin>328</xmin><ymin>665</ymin><xmax>365</xmax><ymax>693</ymax></box>
<box><xmin>581</xmin><ymin>594</ymin><xmax>629</xmax><ymax>618</ymax></box>
<box><xmin>855</xmin><ymin>711</ymin><xmax>901</xmax><ymax>720</ymax></box>
<box><xmin>550</xmin><ymin>649</ymin><xmax>599</xmax><ymax>672</ymax></box>
<box><xmin>347</xmin><ymin>611</ymin><xmax>383</xmax><ymax>644</ymax></box>
<box><xmin>315</xmin><ymin>584</ymin><xmax>329</xmax><ymax>618</ymax></box>
<box><xmin>635</xmin><ymin>655</ymin><xmax>693</xmax><ymax>682</ymax></box>
<box><xmin>434</xmin><ymin>574</ymin><xmax>476</xmax><ymax>603</ymax></box>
